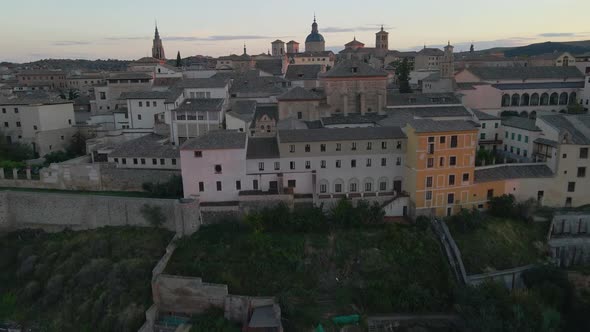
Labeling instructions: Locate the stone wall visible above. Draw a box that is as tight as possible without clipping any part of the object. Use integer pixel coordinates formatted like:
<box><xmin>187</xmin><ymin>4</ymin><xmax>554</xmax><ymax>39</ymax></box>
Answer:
<box><xmin>0</xmin><ymin>191</ymin><xmax>200</xmax><ymax>236</ymax></box>
<box><xmin>100</xmin><ymin>165</ymin><xmax>180</xmax><ymax>192</ymax></box>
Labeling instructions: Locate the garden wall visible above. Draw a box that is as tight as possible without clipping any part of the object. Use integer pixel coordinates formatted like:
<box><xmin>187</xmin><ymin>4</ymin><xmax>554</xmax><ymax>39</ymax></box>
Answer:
<box><xmin>0</xmin><ymin>191</ymin><xmax>200</xmax><ymax>236</ymax></box>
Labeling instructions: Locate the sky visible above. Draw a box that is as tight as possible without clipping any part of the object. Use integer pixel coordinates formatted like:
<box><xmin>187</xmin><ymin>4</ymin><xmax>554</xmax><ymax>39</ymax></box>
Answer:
<box><xmin>1</xmin><ymin>0</ymin><xmax>589</xmax><ymax>63</ymax></box>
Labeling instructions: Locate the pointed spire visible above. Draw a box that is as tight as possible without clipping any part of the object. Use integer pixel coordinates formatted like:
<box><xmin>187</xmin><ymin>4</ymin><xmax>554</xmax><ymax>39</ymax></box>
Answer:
<box><xmin>381</xmin><ymin>25</ymin><xmax>384</xmax><ymax>32</ymax></box>
<box><xmin>243</xmin><ymin>42</ymin><xmax>247</xmax><ymax>55</ymax></box>
<box><xmin>154</xmin><ymin>19</ymin><xmax>159</xmax><ymax>38</ymax></box>
<box><xmin>314</xmin><ymin>12</ymin><xmax>316</xmax><ymax>23</ymax></box>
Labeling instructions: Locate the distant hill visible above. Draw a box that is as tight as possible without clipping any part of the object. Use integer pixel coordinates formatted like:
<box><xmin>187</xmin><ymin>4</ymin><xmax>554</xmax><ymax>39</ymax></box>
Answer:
<box><xmin>3</xmin><ymin>59</ymin><xmax>130</xmax><ymax>72</ymax></box>
<box><xmin>503</xmin><ymin>41</ymin><xmax>590</xmax><ymax>57</ymax></box>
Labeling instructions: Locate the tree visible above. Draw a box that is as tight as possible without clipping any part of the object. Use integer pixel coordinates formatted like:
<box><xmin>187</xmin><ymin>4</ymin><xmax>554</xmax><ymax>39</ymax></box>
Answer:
<box><xmin>0</xmin><ymin>130</ymin><xmax>34</xmax><ymax>162</ymax></box>
<box><xmin>66</xmin><ymin>130</ymin><xmax>87</xmax><ymax>156</ymax></box>
<box><xmin>488</xmin><ymin>194</ymin><xmax>516</xmax><ymax>218</ymax></box>
<box><xmin>395</xmin><ymin>58</ymin><xmax>412</xmax><ymax>93</ymax></box>
<box><xmin>59</xmin><ymin>88</ymin><xmax>80</xmax><ymax>101</ymax></box>
<box><xmin>176</xmin><ymin>51</ymin><xmax>182</xmax><ymax>68</ymax></box>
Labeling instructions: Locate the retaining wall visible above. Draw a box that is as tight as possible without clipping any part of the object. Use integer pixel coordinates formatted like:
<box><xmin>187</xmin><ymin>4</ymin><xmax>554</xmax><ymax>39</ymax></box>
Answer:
<box><xmin>0</xmin><ymin>191</ymin><xmax>200</xmax><ymax>236</ymax></box>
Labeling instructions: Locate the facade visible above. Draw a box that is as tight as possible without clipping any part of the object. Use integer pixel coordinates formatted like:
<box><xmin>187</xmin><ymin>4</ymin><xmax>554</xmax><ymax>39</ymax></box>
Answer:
<box><xmin>414</xmin><ymin>47</ymin><xmax>445</xmax><ymax>71</ymax></box>
<box><xmin>66</xmin><ymin>73</ymin><xmax>106</xmax><ymax>95</ymax></box>
<box><xmin>107</xmin><ymin>134</ymin><xmax>179</xmax><ymax>170</ymax></box>
<box><xmin>92</xmin><ymin>72</ymin><xmax>153</xmax><ymax>113</ymax></box>
<box><xmin>0</xmin><ymin>97</ymin><xmax>75</xmax><ymax>156</ymax></box>
<box><xmin>405</xmin><ymin>120</ymin><xmax>479</xmax><ymax>217</ymax></box>
<box><xmin>501</xmin><ymin>117</ymin><xmax>541</xmax><ymax>162</ymax></box>
<box><xmin>321</xmin><ymin>59</ymin><xmax>388</xmax><ymax>115</ymax></box>
<box><xmin>16</xmin><ymin>70</ymin><xmax>66</xmax><ymax>90</ymax></box>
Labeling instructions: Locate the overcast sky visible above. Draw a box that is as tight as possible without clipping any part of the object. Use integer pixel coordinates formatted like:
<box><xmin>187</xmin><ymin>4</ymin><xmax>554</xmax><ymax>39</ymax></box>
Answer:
<box><xmin>1</xmin><ymin>0</ymin><xmax>589</xmax><ymax>62</ymax></box>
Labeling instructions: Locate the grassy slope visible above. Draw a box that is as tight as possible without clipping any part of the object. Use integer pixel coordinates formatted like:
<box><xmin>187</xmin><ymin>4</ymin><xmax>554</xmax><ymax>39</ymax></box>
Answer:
<box><xmin>0</xmin><ymin>227</ymin><xmax>173</xmax><ymax>332</ymax></box>
<box><xmin>166</xmin><ymin>223</ymin><xmax>456</xmax><ymax>331</ymax></box>
<box><xmin>448</xmin><ymin>218</ymin><xmax>550</xmax><ymax>274</ymax></box>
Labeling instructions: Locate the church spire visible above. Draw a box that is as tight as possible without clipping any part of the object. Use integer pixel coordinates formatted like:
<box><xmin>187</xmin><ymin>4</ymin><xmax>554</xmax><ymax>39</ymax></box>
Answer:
<box><xmin>243</xmin><ymin>42</ymin><xmax>247</xmax><ymax>55</ymax></box>
<box><xmin>152</xmin><ymin>22</ymin><xmax>165</xmax><ymax>60</ymax></box>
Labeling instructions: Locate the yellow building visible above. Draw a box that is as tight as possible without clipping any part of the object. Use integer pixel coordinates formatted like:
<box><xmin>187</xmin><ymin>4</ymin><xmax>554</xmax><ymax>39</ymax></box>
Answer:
<box><xmin>405</xmin><ymin>120</ymin><xmax>479</xmax><ymax>217</ymax></box>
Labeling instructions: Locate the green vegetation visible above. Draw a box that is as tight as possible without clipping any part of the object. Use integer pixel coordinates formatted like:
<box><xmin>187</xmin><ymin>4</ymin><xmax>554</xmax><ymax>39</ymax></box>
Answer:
<box><xmin>0</xmin><ymin>227</ymin><xmax>173</xmax><ymax>332</ymax></box>
<box><xmin>43</xmin><ymin>131</ymin><xmax>88</xmax><ymax>166</ymax></box>
<box><xmin>395</xmin><ymin>58</ymin><xmax>412</xmax><ymax>93</ymax></box>
<box><xmin>457</xmin><ymin>266</ymin><xmax>590</xmax><ymax>332</ymax></box>
<box><xmin>0</xmin><ymin>131</ymin><xmax>34</xmax><ymax>164</ymax></box>
<box><xmin>142</xmin><ymin>174</ymin><xmax>184</xmax><ymax>199</ymax></box>
<box><xmin>166</xmin><ymin>202</ymin><xmax>455</xmax><ymax>331</ymax></box>
<box><xmin>446</xmin><ymin>209</ymin><xmax>550</xmax><ymax>274</ymax></box>
<box><xmin>188</xmin><ymin>308</ymin><xmax>240</xmax><ymax>332</ymax></box>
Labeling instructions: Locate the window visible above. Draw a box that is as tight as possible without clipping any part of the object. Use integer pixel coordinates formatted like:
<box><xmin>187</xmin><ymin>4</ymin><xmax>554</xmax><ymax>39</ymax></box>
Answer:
<box><xmin>349</xmin><ymin>182</ymin><xmax>357</xmax><ymax>192</ymax></box>
<box><xmin>100</xmin><ymin>92</ymin><xmax>106</xmax><ymax>100</ymax></box>
<box><xmin>426</xmin><ymin>191</ymin><xmax>432</xmax><ymax>201</ymax></box>
<box><xmin>133</xmin><ymin>158</ymin><xmax>138</xmax><ymax>165</ymax></box>
<box><xmin>525</xmin><ymin>136</ymin><xmax>529</xmax><ymax>143</ymax></box>
<box><xmin>68</xmin><ymin>119</ymin><xmax>72</xmax><ymax>125</ymax></box>
<box><xmin>397</xmin><ymin>141</ymin><xmax>402</xmax><ymax>149</ymax></box>
<box><xmin>199</xmin><ymin>182</ymin><xmax>204</xmax><ymax>192</ymax></box>
<box><xmin>335</xmin><ymin>183</ymin><xmax>342</xmax><ymax>193</ymax></box>
<box><xmin>305</xmin><ymin>161</ymin><xmax>311</xmax><ymax>169</ymax></box>
<box><xmin>140</xmin><ymin>158</ymin><xmax>146</xmax><ymax>165</ymax></box>
<box><xmin>320</xmin><ymin>184</ymin><xmax>327</xmax><ymax>193</ymax></box>
<box><xmin>568</xmin><ymin>182</ymin><xmax>576</xmax><ymax>192</ymax></box>
<box><xmin>480</xmin><ymin>133</ymin><xmax>486</xmax><ymax>140</ymax></box>
<box><xmin>495</xmin><ymin>122</ymin><xmax>499</xmax><ymax>128</ymax></box>
<box><xmin>259</xmin><ymin>162</ymin><xmax>264</xmax><ymax>171</ymax></box>
<box><xmin>426</xmin><ymin>176</ymin><xmax>433</xmax><ymax>188</ymax></box>
<box><xmin>450</xmin><ymin>135</ymin><xmax>458</xmax><ymax>148</ymax></box>
<box><xmin>365</xmin><ymin>182</ymin><xmax>372</xmax><ymax>192</ymax></box>
<box><xmin>171</xmin><ymin>159</ymin><xmax>177</xmax><ymax>165</ymax></box>
<box><xmin>290</xmin><ymin>161</ymin><xmax>295</xmax><ymax>170</ymax></box>
<box><xmin>396</xmin><ymin>157</ymin><xmax>401</xmax><ymax>166</ymax></box>
<box><xmin>351</xmin><ymin>159</ymin><xmax>356</xmax><ymax>168</ymax></box>
<box><xmin>290</xmin><ymin>145</ymin><xmax>295</xmax><ymax>153</ymax></box>
<box><xmin>428</xmin><ymin>137</ymin><xmax>435</xmax><ymax>143</ymax></box>
<box><xmin>428</xmin><ymin>142</ymin><xmax>435</xmax><ymax>154</ymax></box>
<box><xmin>320</xmin><ymin>144</ymin><xmax>326</xmax><ymax>152</ymax></box>
<box><xmin>216</xmin><ymin>181</ymin><xmax>222</xmax><ymax>191</ymax></box>
<box><xmin>481</xmin><ymin>123</ymin><xmax>486</xmax><ymax>129</ymax></box>
<box><xmin>566</xmin><ymin>197</ymin><xmax>572</xmax><ymax>208</ymax></box>
<box><xmin>114</xmin><ymin>158</ymin><xmax>118</xmax><ymax>163</ymax></box>
<box><xmin>517</xmin><ymin>134</ymin><xmax>522</xmax><ymax>142</ymax></box>
<box><xmin>440</xmin><ymin>136</ymin><xmax>446</xmax><ymax>144</ymax></box>
<box><xmin>381</xmin><ymin>158</ymin><xmax>387</xmax><ymax>166</ymax></box>
<box><xmin>336</xmin><ymin>143</ymin><xmax>341</xmax><ymax>151</ymax></box>
<box><xmin>563</xmin><ymin>153</ymin><xmax>567</xmax><ymax>159</ymax></box>
<box><xmin>3</xmin><ymin>122</ymin><xmax>7</xmax><ymax>128</ymax></box>
<box><xmin>160</xmin><ymin>159</ymin><xmax>165</xmax><ymax>165</ymax></box>
<box><xmin>450</xmin><ymin>156</ymin><xmax>457</xmax><ymax>166</ymax></box>
<box><xmin>580</xmin><ymin>148</ymin><xmax>589</xmax><ymax>159</ymax></box>
<box><xmin>236</xmin><ymin>181</ymin><xmax>241</xmax><ymax>190</ymax></box>
<box><xmin>274</xmin><ymin>162</ymin><xmax>280</xmax><ymax>170</ymax></box>
<box><xmin>122</xmin><ymin>158</ymin><xmax>127</xmax><ymax>165</ymax></box>
<box><xmin>253</xmin><ymin>180</ymin><xmax>259</xmax><ymax>190</ymax></box>
<box><xmin>305</xmin><ymin>144</ymin><xmax>311</xmax><ymax>152</ymax></box>
<box><xmin>14</xmin><ymin>108</ymin><xmax>18</xmax><ymax>114</ymax></box>
<box><xmin>439</xmin><ymin>157</ymin><xmax>445</xmax><ymax>167</ymax></box>
<box><xmin>578</xmin><ymin>167</ymin><xmax>586</xmax><ymax>178</ymax></box>
<box><xmin>462</xmin><ymin>173</ymin><xmax>469</xmax><ymax>182</ymax></box>
<box><xmin>138</xmin><ymin>114</ymin><xmax>142</xmax><ymax>120</ymax></box>
<box><xmin>153</xmin><ymin>101</ymin><xmax>157</xmax><ymax>107</ymax></box>
<box><xmin>297</xmin><ymin>112</ymin><xmax>302</xmax><ymax>119</ymax></box>
<box><xmin>366</xmin><ymin>158</ymin><xmax>372</xmax><ymax>167</ymax></box>
<box><xmin>449</xmin><ymin>175</ymin><xmax>455</xmax><ymax>186</ymax></box>
<box><xmin>194</xmin><ymin>151</ymin><xmax>202</xmax><ymax>158</ymax></box>
<box><xmin>214</xmin><ymin>164</ymin><xmax>222</xmax><ymax>174</ymax></box>
<box><xmin>448</xmin><ymin>193</ymin><xmax>455</xmax><ymax>204</ymax></box>
<box><xmin>321</xmin><ymin>160</ymin><xmax>326</xmax><ymax>168</ymax></box>
<box><xmin>288</xmin><ymin>180</ymin><xmax>296</xmax><ymax>188</ymax></box>
<box><xmin>139</xmin><ymin>101</ymin><xmax>143</xmax><ymax>107</ymax></box>
<box><xmin>367</xmin><ymin>142</ymin><xmax>372</xmax><ymax>150</ymax></box>
<box><xmin>146</xmin><ymin>101</ymin><xmax>150</xmax><ymax>107</ymax></box>
<box><xmin>505</xmin><ymin>132</ymin><xmax>508</xmax><ymax>139</ymax></box>
<box><xmin>336</xmin><ymin>160</ymin><xmax>341</xmax><ymax>168</ymax></box>
<box><xmin>351</xmin><ymin>142</ymin><xmax>357</xmax><ymax>151</ymax></box>
<box><xmin>427</xmin><ymin>158</ymin><xmax>434</xmax><ymax>168</ymax></box>
<box><xmin>382</xmin><ymin>141</ymin><xmax>387</xmax><ymax>149</ymax></box>
<box><xmin>487</xmin><ymin>189</ymin><xmax>494</xmax><ymax>199</ymax></box>
<box><xmin>380</xmin><ymin>181</ymin><xmax>387</xmax><ymax>191</ymax></box>
<box><xmin>511</xmin><ymin>133</ymin><xmax>515</xmax><ymax>140</ymax></box>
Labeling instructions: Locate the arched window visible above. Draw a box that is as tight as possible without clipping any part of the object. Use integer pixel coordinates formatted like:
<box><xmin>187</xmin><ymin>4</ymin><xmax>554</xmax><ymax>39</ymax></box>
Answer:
<box><xmin>511</xmin><ymin>94</ymin><xmax>520</xmax><ymax>106</ymax></box>
<box><xmin>520</xmin><ymin>93</ymin><xmax>530</xmax><ymax>106</ymax></box>
<box><xmin>530</xmin><ymin>93</ymin><xmax>539</xmax><ymax>106</ymax></box>
<box><xmin>377</xmin><ymin>177</ymin><xmax>389</xmax><ymax>192</ymax></box>
<box><xmin>569</xmin><ymin>92</ymin><xmax>577</xmax><ymax>105</ymax></box>
<box><xmin>333</xmin><ymin>178</ymin><xmax>344</xmax><ymax>193</ymax></box>
<box><xmin>550</xmin><ymin>93</ymin><xmax>559</xmax><ymax>105</ymax></box>
<box><xmin>559</xmin><ymin>92</ymin><xmax>568</xmax><ymax>105</ymax></box>
<box><xmin>540</xmin><ymin>93</ymin><xmax>549</xmax><ymax>105</ymax></box>
<box><xmin>363</xmin><ymin>177</ymin><xmax>374</xmax><ymax>192</ymax></box>
<box><xmin>501</xmin><ymin>94</ymin><xmax>511</xmax><ymax>107</ymax></box>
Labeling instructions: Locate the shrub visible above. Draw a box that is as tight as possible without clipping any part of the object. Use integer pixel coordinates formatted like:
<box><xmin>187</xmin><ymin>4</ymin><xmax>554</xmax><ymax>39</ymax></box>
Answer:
<box><xmin>488</xmin><ymin>194</ymin><xmax>516</xmax><ymax>218</ymax></box>
<box><xmin>142</xmin><ymin>175</ymin><xmax>183</xmax><ymax>198</ymax></box>
<box><xmin>140</xmin><ymin>204</ymin><xmax>166</xmax><ymax>228</ymax></box>
<box><xmin>415</xmin><ymin>215</ymin><xmax>431</xmax><ymax>231</ymax></box>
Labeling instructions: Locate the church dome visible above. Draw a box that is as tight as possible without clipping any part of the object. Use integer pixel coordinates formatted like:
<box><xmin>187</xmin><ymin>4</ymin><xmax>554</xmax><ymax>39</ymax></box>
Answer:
<box><xmin>305</xmin><ymin>19</ymin><xmax>325</xmax><ymax>43</ymax></box>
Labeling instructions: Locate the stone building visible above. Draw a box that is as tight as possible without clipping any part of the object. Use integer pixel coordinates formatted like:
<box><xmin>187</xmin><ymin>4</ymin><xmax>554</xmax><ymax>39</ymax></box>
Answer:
<box><xmin>321</xmin><ymin>59</ymin><xmax>388</xmax><ymax>115</ymax></box>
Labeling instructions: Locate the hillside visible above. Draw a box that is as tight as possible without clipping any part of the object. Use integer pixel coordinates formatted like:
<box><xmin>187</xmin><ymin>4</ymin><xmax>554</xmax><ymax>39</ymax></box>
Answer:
<box><xmin>503</xmin><ymin>41</ymin><xmax>590</xmax><ymax>57</ymax></box>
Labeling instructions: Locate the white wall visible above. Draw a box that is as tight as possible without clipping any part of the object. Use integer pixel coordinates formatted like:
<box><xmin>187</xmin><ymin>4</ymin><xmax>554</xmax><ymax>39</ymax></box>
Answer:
<box><xmin>127</xmin><ymin>98</ymin><xmax>167</xmax><ymax>129</ymax></box>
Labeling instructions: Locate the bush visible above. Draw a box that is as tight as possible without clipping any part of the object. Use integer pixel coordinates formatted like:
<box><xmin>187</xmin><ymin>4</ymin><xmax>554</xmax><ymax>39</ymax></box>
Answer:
<box><xmin>44</xmin><ymin>150</ymin><xmax>73</xmax><ymax>165</ymax></box>
<box><xmin>489</xmin><ymin>194</ymin><xmax>516</xmax><ymax>218</ymax></box>
<box><xmin>446</xmin><ymin>208</ymin><xmax>486</xmax><ymax>233</ymax></box>
<box><xmin>140</xmin><ymin>204</ymin><xmax>166</xmax><ymax>228</ymax></box>
<box><xmin>142</xmin><ymin>175</ymin><xmax>183</xmax><ymax>198</ymax></box>
<box><xmin>415</xmin><ymin>215</ymin><xmax>430</xmax><ymax>231</ymax></box>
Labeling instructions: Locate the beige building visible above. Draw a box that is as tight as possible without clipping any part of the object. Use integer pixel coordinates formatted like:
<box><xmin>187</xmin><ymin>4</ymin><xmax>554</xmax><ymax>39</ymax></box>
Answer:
<box><xmin>321</xmin><ymin>59</ymin><xmax>388</xmax><ymax>115</ymax></box>
<box><xmin>16</xmin><ymin>70</ymin><xmax>66</xmax><ymax>90</ymax></box>
<box><xmin>92</xmin><ymin>72</ymin><xmax>153</xmax><ymax>113</ymax></box>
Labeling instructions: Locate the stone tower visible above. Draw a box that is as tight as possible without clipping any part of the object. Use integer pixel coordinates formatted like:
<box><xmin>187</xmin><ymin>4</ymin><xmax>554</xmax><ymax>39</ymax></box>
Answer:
<box><xmin>286</xmin><ymin>40</ymin><xmax>300</xmax><ymax>54</ymax></box>
<box><xmin>271</xmin><ymin>40</ymin><xmax>285</xmax><ymax>56</ymax></box>
<box><xmin>441</xmin><ymin>41</ymin><xmax>455</xmax><ymax>79</ymax></box>
<box><xmin>152</xmin><ymin>24</ymin><xmax>166</xmax><ymax>60</ymax></box>
<box><xmin>305</xmin><ymin>15</ymin><xmax>325</xmax><ymax>52</ymax></box>
<box><xmin>375</xmin><ymin>25</ymin><xmax>389</xmax><ymax>50</ymax></box>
